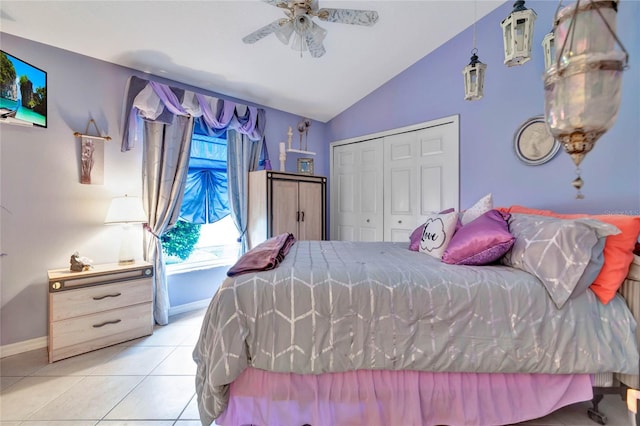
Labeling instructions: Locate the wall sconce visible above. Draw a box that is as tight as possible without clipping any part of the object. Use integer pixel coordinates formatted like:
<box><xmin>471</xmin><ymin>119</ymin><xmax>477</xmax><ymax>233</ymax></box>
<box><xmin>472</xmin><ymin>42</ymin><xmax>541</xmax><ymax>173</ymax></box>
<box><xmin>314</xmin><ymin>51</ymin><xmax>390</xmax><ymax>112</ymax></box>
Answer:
<box><xmin>501</xmin><ymin>0</ymin><xmax>537</xmax><ymax>66</ymax></box>
<box><xmin>541</xmin><ymin>29</ymin><xmax>555</xmax><ymax>70</ymax></box>
<box><xmin>104</xmin><ymin>195</ymin><xmax>147</xmax><ymax>264</ymax></box>
<box><xmin>544</xmin><ymin>0</ymin><xmax>629</xmax><ymax>198</ymax></box>
<box><xmin>463</xmin><ymin>50</ymin><xmax>487</xmax><ymax>101</ymax></box>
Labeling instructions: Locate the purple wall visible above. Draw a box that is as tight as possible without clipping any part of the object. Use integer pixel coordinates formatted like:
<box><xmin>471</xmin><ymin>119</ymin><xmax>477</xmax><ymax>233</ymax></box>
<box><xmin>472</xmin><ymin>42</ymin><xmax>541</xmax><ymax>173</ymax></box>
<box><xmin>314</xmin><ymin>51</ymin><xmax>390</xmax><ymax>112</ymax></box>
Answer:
<box><xmin>326</xmin><ymin>1</ymin><xmax>640</xmax><ymax>215</ymax></box>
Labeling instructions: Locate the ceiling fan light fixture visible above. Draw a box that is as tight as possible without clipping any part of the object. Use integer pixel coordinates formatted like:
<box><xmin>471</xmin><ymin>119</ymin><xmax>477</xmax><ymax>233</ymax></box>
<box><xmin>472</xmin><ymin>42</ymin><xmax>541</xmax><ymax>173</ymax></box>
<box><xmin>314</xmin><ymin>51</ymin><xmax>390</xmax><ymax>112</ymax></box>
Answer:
<box><xmin>275</xmin><ymin>21</ymin><xmax>294</xmax><ymax>44</ymax></box>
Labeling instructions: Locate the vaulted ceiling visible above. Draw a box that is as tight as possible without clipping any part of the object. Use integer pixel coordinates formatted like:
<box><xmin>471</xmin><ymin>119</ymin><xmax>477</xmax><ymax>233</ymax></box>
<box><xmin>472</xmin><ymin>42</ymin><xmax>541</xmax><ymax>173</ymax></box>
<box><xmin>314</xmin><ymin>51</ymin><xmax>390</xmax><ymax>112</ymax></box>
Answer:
<box><xmin>1</xmin><ymin>1</ymin><xmax>504</xmax><ymax>122</ymax></box>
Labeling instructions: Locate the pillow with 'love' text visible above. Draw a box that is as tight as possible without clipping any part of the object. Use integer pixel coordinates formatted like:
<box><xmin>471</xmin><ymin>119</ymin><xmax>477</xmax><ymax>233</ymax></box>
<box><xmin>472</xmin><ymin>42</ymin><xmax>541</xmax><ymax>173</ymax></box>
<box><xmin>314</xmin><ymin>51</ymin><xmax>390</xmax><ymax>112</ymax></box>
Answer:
<box><xmin>419</xmin><ymin>211</ymin><xmax>459</xmax><ymax>260</ymax></box>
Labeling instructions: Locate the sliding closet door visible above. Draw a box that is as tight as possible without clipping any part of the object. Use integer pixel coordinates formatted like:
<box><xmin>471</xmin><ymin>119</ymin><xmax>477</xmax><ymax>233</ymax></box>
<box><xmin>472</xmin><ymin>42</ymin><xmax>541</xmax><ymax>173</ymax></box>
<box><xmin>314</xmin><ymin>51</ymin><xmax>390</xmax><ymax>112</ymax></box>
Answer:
<box><xmin>383</xmin><ymin>122</ymin><xmax>459</xmax><ymax>242</ymax></box>
<box><xmin>332</xmin><ymin>139</ymin><xmax>384</xmax><ymax>241</ymax></box>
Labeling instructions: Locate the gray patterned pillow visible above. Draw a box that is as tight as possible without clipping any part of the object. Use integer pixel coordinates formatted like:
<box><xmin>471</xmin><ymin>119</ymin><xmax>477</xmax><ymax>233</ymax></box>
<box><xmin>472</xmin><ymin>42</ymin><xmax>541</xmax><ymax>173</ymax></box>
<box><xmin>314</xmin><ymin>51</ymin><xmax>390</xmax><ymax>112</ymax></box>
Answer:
<box><xmin>502</xmin><ymin>214</ymin><xmax>620</xmax><ymax>308</ymax></box>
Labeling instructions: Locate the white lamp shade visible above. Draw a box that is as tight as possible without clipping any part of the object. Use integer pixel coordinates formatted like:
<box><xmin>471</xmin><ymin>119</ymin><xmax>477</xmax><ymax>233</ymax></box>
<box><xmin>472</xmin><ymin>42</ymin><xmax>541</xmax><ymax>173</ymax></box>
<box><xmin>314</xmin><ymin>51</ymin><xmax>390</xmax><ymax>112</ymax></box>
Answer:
<box><xmin>104</xmin><ymin>195</ymin><xmax>147</xmax><ymax>224</ymax></box>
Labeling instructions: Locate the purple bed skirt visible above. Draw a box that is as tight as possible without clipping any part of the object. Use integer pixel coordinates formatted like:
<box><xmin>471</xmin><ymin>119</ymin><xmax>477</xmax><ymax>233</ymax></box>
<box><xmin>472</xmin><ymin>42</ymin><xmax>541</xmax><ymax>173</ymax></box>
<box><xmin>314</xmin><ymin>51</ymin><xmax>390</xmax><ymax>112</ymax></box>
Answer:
<box><xmin>216</xmin><ymin>368</ymin><xmax>593</xmax><ymax>426</ymax></box>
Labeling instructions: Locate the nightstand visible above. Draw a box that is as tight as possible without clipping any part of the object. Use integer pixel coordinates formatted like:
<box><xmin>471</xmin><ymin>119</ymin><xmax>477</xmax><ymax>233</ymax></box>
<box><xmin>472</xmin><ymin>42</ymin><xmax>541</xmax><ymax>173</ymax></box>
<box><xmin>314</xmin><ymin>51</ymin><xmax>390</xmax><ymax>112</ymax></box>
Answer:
<box><xmin>47</xmin><ymin>261</ymin><xmax>154</xmax><ymax>363</ymax></box>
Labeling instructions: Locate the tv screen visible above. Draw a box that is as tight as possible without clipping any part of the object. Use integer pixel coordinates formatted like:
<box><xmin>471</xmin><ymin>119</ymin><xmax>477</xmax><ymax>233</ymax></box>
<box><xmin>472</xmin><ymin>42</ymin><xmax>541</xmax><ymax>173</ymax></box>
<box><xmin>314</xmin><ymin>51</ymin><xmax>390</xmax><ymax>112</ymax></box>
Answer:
<box><xmin>0</xmin><ymin>50</ymin><xmax>47</xmax><ymax>128</ymax></box>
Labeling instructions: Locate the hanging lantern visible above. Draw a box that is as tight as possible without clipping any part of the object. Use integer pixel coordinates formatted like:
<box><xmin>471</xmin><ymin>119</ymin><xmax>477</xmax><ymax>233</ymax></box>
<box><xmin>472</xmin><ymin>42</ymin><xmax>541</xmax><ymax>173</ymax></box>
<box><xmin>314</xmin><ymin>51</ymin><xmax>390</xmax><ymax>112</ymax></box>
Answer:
<box><xmin>541</xmin><ymin>30</ymin><xmax>555</xmax><ymax>70</ymax></box>
<box><xmin>501</xmin><ymin>1</ymin><xmax>537</xmax><ymax>66</ymax></box>
<box><xmin>544</xmin><ymin>0</ymin><xmax>629</xmax><ymax>198</ymax></box>
<box><xmin>463</xmin><ymin>50</ymin><xmax>487</xmax><ymax>101</ymax></box>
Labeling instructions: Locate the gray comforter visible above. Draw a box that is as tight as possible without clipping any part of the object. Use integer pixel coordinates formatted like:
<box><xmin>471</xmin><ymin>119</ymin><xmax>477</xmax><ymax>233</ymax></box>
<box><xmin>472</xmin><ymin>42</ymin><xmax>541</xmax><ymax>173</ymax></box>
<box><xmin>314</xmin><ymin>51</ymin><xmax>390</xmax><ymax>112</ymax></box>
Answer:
<box><xmin>193</xmin><ymin>241</ymin><xmax>639</xmax><ymax>424</ymax></box>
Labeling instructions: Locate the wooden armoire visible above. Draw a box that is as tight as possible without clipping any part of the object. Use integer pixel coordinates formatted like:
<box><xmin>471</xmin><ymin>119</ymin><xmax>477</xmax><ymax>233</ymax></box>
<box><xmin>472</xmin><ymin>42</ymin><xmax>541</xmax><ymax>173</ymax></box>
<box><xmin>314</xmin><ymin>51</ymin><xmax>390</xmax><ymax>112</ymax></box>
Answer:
<box><xmin>247</xmin><ymin>170</ymin><xmax>326</xmax><ymax>249</ymax></box>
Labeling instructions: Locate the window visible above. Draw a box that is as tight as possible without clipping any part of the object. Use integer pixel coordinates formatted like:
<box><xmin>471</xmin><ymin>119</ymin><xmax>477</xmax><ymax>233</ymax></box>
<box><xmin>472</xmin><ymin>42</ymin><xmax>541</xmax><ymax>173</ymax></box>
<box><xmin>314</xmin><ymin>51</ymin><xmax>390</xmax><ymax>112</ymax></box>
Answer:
<box><xmin>164</xmin><ymin>127</ymin><xmax>239</xmax><ymax>274</ymax></box>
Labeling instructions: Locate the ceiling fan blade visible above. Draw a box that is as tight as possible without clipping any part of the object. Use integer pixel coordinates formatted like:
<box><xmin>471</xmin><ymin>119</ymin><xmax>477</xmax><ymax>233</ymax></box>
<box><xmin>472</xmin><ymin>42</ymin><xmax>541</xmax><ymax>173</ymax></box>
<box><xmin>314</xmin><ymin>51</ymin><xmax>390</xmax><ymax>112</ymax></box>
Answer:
<box><xmin>262</xmin><ymin>0</ymin><xmax>289</xmax><ymax>8</ymax></box>
<box><xmin>316</xmin><ymin>8</ymin><xmax>379</xmax><ymax>26</ymax></box>
<box><xmin>303</xmin><ymin>22</ymin><xmax>326</xmax><ymax>58</ymax></box>
<box><xmin>242</xmin><ymin>19</ymin><xmax>289</xmax><ymax>44</ymax></box>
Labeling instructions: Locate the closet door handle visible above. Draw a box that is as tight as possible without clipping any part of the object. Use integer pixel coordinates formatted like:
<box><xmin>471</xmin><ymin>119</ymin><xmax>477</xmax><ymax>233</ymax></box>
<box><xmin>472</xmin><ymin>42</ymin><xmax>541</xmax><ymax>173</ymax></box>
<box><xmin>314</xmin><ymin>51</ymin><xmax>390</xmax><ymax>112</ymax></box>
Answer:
<box><xmin>301</xmin><ymin>211</ymin><xmax>305</xmax><ymax>222</ymax></box>
<box><xmin>366</xmin><ymin>219</ymin><xmax>370</xmax><ymax>223</ymax></box>
<box><xmin>398</xmin><ymin>220</ymin><xmax>402</xmax><ymax>224</ymax></box>
<box><xmin>296</xmin><ymin>211</ymin><xmax>300</xmax><ymax>222</ymax></box>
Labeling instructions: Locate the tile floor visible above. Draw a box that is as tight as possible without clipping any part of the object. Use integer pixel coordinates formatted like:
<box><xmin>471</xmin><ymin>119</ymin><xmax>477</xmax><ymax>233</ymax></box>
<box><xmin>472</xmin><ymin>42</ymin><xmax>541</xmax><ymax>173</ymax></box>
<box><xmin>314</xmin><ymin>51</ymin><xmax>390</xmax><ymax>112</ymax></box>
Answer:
<box><xmin>0</xmin><ymin>308</ymin><xmax>632</xmax><ymax>426</ymax></box>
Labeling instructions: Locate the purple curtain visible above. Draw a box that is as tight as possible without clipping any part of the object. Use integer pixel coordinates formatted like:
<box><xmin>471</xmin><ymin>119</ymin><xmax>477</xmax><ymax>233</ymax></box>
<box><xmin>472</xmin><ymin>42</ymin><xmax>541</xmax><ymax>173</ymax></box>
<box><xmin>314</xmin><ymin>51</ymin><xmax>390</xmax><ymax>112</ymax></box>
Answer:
<box><xmin>121</xmin><ymin>76</ymin><xmax>266</xmax><ymax>151</ymax></box>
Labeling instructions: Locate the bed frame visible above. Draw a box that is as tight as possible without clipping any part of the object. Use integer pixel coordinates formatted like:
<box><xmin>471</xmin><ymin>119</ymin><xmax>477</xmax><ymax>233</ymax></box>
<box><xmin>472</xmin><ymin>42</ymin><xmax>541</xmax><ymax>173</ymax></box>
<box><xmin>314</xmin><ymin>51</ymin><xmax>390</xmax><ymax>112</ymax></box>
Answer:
<box><xmin>591</xmin><ymin>254</ymin><xmax>640</xmax><ymax>425</ymax></box>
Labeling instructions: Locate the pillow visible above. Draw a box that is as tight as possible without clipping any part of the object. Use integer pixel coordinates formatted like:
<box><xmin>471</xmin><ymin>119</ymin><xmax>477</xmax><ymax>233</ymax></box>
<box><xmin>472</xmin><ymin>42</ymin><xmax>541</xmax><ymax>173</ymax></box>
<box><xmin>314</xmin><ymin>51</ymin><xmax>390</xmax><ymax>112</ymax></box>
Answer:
<box><xmin>501</xmin><ymin>213</ymin><xmax>620</xmax><ymax>308</ymax></box>
<box><xmin>442</xmin><ymin>210</ymin><xmax>514</xmax><ymax>266</ymax></box>
<box><xmin>409</xmin><ymin>208</ymin><xmax>455</xmax><ymax>251</ymax></box>
<box><xmin>419</xmin><ymin>211</ymin><xmax>458</xmax><ymax>259</ymax></box>
<box><xmin>500</xmin><ymin>205</ymin><xmax>640</xmax><ymax>304</ymax></box>
<box><xmin>461</xmin><ymin>193</ymin><xmax>493</xmax><ymax>225</ymax></box>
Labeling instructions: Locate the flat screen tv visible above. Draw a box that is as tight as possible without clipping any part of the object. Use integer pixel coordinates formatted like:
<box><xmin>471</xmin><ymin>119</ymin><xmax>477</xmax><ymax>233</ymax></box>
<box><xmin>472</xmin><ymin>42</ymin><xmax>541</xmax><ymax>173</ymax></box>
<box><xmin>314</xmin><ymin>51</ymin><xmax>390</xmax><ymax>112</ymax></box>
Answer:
<box><xmin>0</xmin><ymin>50</ymin><xmax>47</xmax><ymax>128</ymax></box>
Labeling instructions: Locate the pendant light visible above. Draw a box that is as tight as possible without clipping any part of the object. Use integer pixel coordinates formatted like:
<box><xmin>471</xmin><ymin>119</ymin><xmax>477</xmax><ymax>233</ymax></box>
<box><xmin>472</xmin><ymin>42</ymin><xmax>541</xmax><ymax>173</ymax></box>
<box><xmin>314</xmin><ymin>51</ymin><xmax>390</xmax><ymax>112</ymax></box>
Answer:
<box><xmin>543</xmin><ymin>0</ymin><xmax>629</xmax><ymax>198</ymax></box>
<box><xmin>501</xmin><ymin>1</ymin><xmax>537</xmax><ymax>66</ymax></box>
<box><xmin>463</xmin><ymin>0</ymin><xmax>487</xmax><ymax>101</ymax></box>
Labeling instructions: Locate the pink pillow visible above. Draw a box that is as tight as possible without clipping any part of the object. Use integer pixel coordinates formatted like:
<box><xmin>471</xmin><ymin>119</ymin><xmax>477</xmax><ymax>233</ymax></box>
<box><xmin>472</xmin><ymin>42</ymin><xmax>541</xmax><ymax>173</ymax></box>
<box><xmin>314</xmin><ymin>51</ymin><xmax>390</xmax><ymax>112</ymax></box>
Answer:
<box><xmin>409</xmin><ymin>208</ymin><xmax>456</xmax><ymax>251</ymax></box>
<box><xmin>441</xmin><ymin>210</ymin><xmax>515</xmax><ymax>265</ymax></box>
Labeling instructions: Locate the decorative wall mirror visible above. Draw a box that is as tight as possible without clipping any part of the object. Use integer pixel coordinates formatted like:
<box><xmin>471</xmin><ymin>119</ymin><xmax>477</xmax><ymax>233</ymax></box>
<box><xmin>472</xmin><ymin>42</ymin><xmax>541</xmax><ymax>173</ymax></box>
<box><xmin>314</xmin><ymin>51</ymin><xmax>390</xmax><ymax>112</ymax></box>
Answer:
<box><xmin>513</xmin><ymin>116</ymin><xmax>560</xmax><ymax>165</ymax></box>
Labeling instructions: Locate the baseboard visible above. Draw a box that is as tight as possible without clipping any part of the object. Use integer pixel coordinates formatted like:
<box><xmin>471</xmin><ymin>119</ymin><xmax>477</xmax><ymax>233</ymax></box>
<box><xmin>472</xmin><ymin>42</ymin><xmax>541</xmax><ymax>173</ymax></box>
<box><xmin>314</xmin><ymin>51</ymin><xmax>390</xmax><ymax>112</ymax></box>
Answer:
<box><xmin>0</xmin><ymin>336</ymin><xmax>47</xmax><ymax>359</ymax></box>
<box><xmin>169</xmin><ymin>298</ymin><xmax>210</xmax><ymax>317</ymax></box>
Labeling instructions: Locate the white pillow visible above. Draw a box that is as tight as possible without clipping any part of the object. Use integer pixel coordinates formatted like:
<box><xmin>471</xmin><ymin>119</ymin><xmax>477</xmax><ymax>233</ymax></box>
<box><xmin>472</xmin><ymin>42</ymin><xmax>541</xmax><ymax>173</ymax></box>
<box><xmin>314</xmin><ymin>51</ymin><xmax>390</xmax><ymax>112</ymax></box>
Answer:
<box><xmin>419</xmin><ymin>211</ymin><xmax>459</xmax><ymax>259</ymax></box>
<box><xmin>461</xmin><ymin>193</ymin><xmax>493</xmax><ymax>225</ymax></box>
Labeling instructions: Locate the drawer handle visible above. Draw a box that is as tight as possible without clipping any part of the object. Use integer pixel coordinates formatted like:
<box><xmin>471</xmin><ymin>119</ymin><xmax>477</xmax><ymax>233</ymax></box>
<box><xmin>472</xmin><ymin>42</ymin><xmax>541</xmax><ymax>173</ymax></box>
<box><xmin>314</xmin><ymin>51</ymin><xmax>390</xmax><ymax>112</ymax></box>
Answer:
<box><xmin>93</xmin><ymin>319</ymin><xmax>122</xmax><ymax>328</ymax></box>
<box><xmin>93</xmin><ymin>293</ymin><xmax>122</xmax><ymax>301</ymax></box>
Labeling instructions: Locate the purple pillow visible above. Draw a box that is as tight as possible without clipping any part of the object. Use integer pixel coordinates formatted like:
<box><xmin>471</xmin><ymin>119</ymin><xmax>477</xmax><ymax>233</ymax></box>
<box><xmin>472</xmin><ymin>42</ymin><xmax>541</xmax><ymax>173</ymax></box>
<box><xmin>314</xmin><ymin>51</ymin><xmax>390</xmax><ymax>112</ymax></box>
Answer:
<box><xmin>409</xmin><ymin>208</ymin><xmax>457</xmax><ymax>251</ymax></box>
<box><xmin>441</xmin><ymin>210</ymin><xmax>515</xmax><ymax>265</ymax></box>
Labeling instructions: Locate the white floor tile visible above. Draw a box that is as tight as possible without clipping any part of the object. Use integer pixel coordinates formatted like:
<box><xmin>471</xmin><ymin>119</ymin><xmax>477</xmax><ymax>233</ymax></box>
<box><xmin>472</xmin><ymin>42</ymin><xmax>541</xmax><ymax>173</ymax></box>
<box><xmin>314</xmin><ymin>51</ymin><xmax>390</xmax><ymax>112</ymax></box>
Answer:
<box><xmin>150</xmin><ymin>346</ymin><xmax>197</xmax><ymax>376</ymax></box>
<box><xmin>174</xmin><ymin>421</ymin><xmax>202</xmax><ymax>426</ymax></box>
<box><xmin>104</xmin><ymin>375</ymin><xmax>195</xmax><ymax>420</ymax></box>
<box><xmin>28</xmin><ymin>375</ymin><xmax>144</xmax><ymax>421</ymax></box>
<box><xmin>19</xmin><ymin>421</ymin><xmax>98</xmax><ymax>425</ymax></box>
<box><xmin>0</xmin><ymin>375</ymin><xmax>84</xmax><ymax>420</ymax></box>
<box><xmin>96</xmin><ymin>422</ymin><xmax>174</xmax><ymax>426</ymax></box>
<box><xmin>0</xmin><ymin>375</ymin><xmax>22</xmax><ymax>391</ymax></box>
<box><xmin>0</xmin><ymin>348</ymin><xmax>48</xmax><ymax>377</ymax></box>
<box><xmin>32</xmin><ymin>346</ymin><xmax>126</xmax><ymax>377</ymax></box>
<box><xmin>179</xmin><ymin>394</ymin><xmax>200</xmax><ymax>420</ymax></box>
<box><xmin>87</xmin><ymin>346</ymin><xmax>174</xmax><ymax>376</ymax></box>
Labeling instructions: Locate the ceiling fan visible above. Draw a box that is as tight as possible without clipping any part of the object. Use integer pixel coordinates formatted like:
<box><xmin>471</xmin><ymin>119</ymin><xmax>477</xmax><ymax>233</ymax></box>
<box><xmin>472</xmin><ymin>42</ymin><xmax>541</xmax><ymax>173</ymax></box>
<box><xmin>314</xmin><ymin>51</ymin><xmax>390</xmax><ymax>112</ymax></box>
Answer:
<box><xmin>242</xmin><ymin>0</ymin><xmax>379</xmax><ymax>58</ymax></box>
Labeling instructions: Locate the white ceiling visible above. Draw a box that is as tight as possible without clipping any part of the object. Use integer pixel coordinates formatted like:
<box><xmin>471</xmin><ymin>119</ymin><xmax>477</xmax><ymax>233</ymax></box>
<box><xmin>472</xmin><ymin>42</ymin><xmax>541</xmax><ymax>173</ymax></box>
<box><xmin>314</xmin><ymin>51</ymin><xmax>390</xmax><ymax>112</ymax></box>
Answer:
<box><xmin>0</xmin><ymin>0</ymin><xmax>504</xmax><ymax>122</ymax></box>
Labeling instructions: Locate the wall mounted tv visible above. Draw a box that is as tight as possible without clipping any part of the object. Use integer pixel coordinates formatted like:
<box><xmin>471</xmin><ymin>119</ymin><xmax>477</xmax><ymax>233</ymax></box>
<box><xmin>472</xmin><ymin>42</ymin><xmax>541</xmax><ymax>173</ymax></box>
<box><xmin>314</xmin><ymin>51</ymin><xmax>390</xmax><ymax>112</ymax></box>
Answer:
<box><xmin>0</xmin><ymin>50</ymin><xmax>47</xmax><ymax>128</ymax></box>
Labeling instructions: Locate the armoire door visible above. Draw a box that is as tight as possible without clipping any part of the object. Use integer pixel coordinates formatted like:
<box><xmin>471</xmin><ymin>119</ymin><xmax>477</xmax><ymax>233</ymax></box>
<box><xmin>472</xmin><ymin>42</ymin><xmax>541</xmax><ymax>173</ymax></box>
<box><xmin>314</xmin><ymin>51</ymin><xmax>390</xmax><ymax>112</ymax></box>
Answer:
<box><xmin>271</xmin><ymin>179</ymin><xmax>299</xmax><ymax>237</ymax></box>
<box><xmin>298</xmin><ymin>181</ymin><xmax>323</xmax><ymax>240</ymax></box>
<box><xmin>332</xmin><ymin>139</ymin><xmax>384</xmax><ymax>241</ymax></box>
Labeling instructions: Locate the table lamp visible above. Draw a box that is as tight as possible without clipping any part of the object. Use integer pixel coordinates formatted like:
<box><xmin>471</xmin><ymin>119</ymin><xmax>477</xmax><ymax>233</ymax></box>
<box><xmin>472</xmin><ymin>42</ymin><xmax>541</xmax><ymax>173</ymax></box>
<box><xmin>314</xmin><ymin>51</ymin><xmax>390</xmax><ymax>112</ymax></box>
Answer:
<box><xmin>104</xmin><ymin>195</ymin><xmax>147</xmax><ymax>264</ymax></box>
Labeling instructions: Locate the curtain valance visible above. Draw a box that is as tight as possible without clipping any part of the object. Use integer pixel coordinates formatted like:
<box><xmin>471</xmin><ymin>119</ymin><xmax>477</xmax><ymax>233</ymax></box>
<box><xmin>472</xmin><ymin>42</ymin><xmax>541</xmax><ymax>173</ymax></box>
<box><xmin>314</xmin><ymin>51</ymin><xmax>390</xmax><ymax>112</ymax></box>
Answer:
<box><xmin>121</xmin><ymin>76</ymin><xmax>266</xmax><ymax>151</ymax></box>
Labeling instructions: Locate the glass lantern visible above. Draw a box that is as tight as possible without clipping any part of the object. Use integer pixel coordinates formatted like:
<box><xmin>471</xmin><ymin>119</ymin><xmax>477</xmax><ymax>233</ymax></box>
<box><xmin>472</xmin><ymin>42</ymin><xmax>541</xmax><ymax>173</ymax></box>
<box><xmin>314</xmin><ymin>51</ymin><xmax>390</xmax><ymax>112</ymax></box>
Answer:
<box><xmin>542</xmin><ymin>30</ymin><xmax>555</xmax><ymax>70</ymax></box>
<box><xmin>544</xmin><ymin>0</ymin><xmax>628</xmax><ymax>198</ymax></box>
<box><xmin>463</xmin><ymin>50</ymin><xmax>487</xmax><ymax>101</ymax></box>
<box><xmin>501</xmin><ymin>1</ymin><xmax>537</xmax><ymax>67</ymax></box>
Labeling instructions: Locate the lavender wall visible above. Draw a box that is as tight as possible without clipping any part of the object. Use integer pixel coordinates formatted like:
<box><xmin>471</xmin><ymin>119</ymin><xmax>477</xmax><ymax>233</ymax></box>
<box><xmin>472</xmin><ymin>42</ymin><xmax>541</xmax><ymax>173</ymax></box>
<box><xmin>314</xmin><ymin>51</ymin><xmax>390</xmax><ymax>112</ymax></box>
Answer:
<box><xmin>0</xmin><ymin>33</ymin><xmax>325</xmax><ymax>348</ymax></box>
<box><xmin>326</xmin><ymin>1</ymin><xmax>640</xmax><ymax>215</ymax></box>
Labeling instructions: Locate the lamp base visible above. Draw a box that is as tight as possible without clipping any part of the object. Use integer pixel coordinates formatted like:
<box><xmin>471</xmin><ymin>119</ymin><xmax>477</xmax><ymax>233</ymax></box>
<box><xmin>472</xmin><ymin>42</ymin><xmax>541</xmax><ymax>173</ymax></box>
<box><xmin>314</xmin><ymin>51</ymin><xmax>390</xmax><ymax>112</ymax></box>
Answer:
<box><xmin>117</xmin><ymin>224</ymin><xmax>139</xmax><ymax>265</ymax></box>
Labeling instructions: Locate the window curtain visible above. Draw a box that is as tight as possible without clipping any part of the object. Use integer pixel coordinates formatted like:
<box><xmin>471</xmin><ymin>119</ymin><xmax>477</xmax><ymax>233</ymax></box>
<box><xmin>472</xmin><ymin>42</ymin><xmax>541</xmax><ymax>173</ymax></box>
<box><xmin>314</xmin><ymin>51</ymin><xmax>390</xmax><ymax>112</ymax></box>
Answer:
<box><xmin>142</xmin><ymin>115</ymin><xmax>194</xmax><ymax>326</ymax></box>
<box><xmin>120</xmin><ymin>76</ymin><xmax>267</xmax><ymax>324</ymax></box>
<box><xmin>227</xmin><ymin>130</ymin><xmax>263</xmax><ymax>254</ymax></box>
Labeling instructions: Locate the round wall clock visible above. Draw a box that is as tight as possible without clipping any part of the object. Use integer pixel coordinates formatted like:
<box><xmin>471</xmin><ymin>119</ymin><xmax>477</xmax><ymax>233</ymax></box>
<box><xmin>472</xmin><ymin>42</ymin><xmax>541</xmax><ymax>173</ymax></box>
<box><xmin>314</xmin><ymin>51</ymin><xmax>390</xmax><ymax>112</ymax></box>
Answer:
<box><xmin>513</xmin><ymin>116</ymin><xmax>560</xmax><ymax>165</ymax></box>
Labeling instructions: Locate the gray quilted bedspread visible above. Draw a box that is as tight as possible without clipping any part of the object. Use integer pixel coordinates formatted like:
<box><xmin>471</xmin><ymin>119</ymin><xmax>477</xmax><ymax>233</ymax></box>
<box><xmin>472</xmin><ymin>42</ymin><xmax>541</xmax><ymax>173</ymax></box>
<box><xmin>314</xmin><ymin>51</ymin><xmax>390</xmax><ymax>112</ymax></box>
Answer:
<box><xmin>193</xmin><ymin>241</ymin><xmax>639</xmax><ymax>423</ymax></box>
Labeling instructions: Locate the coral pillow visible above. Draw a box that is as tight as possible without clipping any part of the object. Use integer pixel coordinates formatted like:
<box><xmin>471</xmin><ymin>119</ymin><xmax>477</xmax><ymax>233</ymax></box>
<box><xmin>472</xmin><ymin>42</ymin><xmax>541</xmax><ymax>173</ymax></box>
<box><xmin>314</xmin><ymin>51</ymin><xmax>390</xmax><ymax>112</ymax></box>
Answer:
<box><xmin>499</xmin><ymin>205</ymin><xmax>640</xmax><ymax>304</ymax></box>
<box><xmin>442</xmin><ymin>210</ymin><xmax>514</xmax><ymax>266</ymax></box>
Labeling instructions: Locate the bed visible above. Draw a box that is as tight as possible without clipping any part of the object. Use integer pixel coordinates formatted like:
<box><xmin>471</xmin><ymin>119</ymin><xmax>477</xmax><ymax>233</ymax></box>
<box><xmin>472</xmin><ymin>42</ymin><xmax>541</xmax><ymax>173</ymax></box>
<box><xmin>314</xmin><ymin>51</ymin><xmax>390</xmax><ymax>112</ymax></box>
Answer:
<box><xmin>193</xmin><ymin>210</ymin><xmax>640</xmax><ymax>426</ymax></box>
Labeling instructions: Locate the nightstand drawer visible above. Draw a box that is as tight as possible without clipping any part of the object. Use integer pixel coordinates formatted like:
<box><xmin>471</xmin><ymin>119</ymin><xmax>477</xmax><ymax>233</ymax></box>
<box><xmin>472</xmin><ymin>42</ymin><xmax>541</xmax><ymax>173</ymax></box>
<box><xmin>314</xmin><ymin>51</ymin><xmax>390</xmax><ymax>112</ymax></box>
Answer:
<box><xmin>50</xmin><ymin>279</ymin><xmax>152</xmax><ymax>321</ymax></box>
<box><xmin>49</xmin><ymin>302</ymin><xmax>153</xmax><ymax>361</ymax></box>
